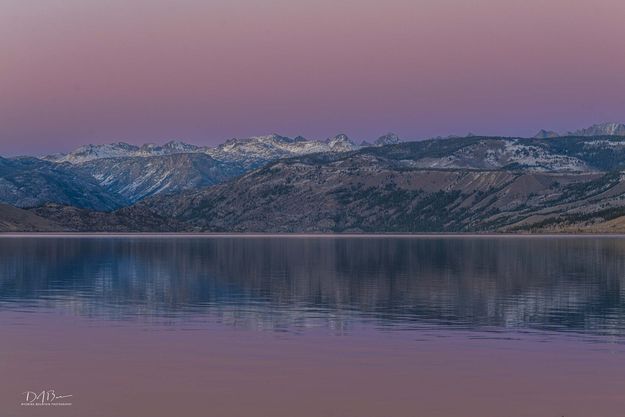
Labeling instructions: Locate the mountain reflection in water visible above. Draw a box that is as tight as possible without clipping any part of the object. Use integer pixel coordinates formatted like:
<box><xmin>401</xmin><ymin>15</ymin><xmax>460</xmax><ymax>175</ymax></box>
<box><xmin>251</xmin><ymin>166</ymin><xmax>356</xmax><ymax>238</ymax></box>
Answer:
<box><xmin>1</xmin><ymin>236</ymin><xmax>624</xmax><ymax>337</ymax></box>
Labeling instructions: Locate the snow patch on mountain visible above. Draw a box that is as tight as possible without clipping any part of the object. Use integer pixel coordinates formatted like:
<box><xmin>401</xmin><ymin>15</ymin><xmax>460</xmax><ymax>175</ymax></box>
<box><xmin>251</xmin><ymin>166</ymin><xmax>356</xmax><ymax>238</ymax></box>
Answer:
<box><xmin>583</xmin><ymin>139</ymin><xmax>625</xmax><ymax>148</ymax></box>
<box><xmin>569</xmin><ymin>122</ymin><xmax>625</xmax><ymax>137</ymax></box>
<box><xmin>44</xmin><ymin>140</ymin><xmax>203</xmax><ymax>164</ymax></box>
<box><xmin>43</xmin><ymin>134</ymin><xmax>361</xmax><ymax>166</ymax></box>
<box><xmin>405</xmin><ymin>139</ymin><xmax>588</xmax><ymax>172</ymax></box>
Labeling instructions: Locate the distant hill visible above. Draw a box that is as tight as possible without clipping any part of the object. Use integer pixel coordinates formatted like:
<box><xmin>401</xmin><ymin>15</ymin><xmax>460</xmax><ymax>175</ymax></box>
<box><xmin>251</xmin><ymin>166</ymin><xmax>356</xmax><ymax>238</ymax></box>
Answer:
<box><xmin>29</xmin><ymin>204</ymin><xmax>178</xmax><ymax>232</ymax></box>
<box><xmin>533</xmin><ymin>129</ymin><xmax>559</xmax><ymax>139</ymax></box>
<box><xmin>0</xmin><ymin>203</ymin><xmax>61</xmax><ymax>232</ymax></box>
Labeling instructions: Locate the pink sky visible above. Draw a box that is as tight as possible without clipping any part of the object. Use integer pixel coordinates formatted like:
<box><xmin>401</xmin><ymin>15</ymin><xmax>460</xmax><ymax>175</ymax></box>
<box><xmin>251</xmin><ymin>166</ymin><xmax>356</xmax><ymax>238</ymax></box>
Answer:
<box><xmin>2</xmin><ymin>0</ymin><xmax>625</xmax><ymax>155</ymax></box>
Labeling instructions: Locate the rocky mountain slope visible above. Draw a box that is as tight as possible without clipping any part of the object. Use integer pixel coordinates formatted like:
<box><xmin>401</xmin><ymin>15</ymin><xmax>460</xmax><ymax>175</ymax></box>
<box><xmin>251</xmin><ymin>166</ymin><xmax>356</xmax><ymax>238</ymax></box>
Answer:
<box><xmin>202</xmin><ymin>133</ymin><xmax>360</xmax><ymax>169</ymax></box>
<box><xmin>532</xmin><ymin>122</ymin><xmax>625</xmax><ymax>139</ymax></box>
<box><xmin>43</xmin><ymin>133</ymin><xmax>362</xmax><ymax>167</ymax></box>
<box><xmin>31</xmin><ymin>123</ymin><xmax>625</xmax><ymax>209</ymax></box>
<box><xmin>75</xmin><ymin>135</ymin><xmax>625</xmax><ymax>233</ymax></box>
<box><xmin>43</xmin><ymin>140</ymin><xmax>204</xmax><ymax>164</ymax></box>
<box><xmin>570</xmin><ymin>122</ymin><xmax>625</xmax><ymax>137</ymax></box>
<box><xmin>6</xmin><ymin>126</ymin><xmax>625</xmax><ymax>233</ymax></box>
<box><xmin>39</xmin><ymin>133</ymin><xmax>364</xmax><ymax>204</ymax></box>
<box><xmin>81</xmin><ymin>153</ymin><xmax>245</xmax><ymax>203</ymax></box>
<box><xmin>0</xmin><ymin>156</ymin><xmax>127</xmax><ymax>210</ymax></box>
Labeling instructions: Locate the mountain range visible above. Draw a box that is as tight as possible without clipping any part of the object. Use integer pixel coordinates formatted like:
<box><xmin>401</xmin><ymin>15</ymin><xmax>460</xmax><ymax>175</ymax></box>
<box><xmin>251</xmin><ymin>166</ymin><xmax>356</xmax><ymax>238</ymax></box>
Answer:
<box><xmin>5</xmin><ymin>123</ymin><xmax>625</xmax><ymax>233</ymax></box>
<box><xmin>38</xmin><ymin>133</ymin><xmax>362</xmax><ymax>203</ymax></box>
<box><xmin>533</xmin><ymin>122</ymin><xmax>625</xmax><ymax>138</ymax></box>
<box><xmin>42</xmin><ymin>133</ymin><xmax>360</xmax><ymax>165</ymax></box>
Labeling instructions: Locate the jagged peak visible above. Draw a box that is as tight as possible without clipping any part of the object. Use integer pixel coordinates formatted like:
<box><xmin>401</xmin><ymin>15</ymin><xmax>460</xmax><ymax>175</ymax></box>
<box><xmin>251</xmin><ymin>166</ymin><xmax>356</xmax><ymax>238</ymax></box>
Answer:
<box><xmin>533</xmin><ymin>129</ymin><xmax>559</xmax><ymax>139</ymax></box>
<box><xmin>374</xmin><ymin>132</ymin><xmax>400</xmax><ymax>145</ymax></box>
<box><xmin>326</xmin><ymin>133</ymin><xmax>353</xmax><ymax>144</ymax></box>
<box><xmin>139</xmin><ymin>143</ymin><xmax>158</xmax><ymax>150</ymax></box>
<box><xmin>239</xmin><ymin>133</ymin><xmax>294</xmax><ymax>143</ymax></box>
<box><xmin>162</xmin><ymin>140</ymin><xmax>199</xmax><ymax>151</ymax></box>
<box><xmin>109</xmin><ymin>141</ymin><xmax>137</xmax><ymax>149</ymax></box>
<box><xmin>591</xmin><ymin>121</ymin><xmax>625</xmax><ymax>130</ymax></box>
<box><xmin>570</xmin><ymin>122</ymin><xmax>625</xmax><ymax>136</ymax></box>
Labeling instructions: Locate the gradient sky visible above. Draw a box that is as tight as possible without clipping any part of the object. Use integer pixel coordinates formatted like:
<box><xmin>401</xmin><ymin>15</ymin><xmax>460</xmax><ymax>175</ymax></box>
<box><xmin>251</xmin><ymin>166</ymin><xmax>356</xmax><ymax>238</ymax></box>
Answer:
<box><xmin>2</xmin><ymin>0</ymin><xmax>625</xmax><ymax>155</ymax></box>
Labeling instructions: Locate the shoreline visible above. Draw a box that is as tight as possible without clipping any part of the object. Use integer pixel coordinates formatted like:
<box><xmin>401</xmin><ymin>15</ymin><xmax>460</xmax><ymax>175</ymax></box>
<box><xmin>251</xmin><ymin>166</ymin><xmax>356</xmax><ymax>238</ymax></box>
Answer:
<box><xmin>2</xmin><ymin>232</ymin><xmax>625</xmax><ymax>238</ymax></box>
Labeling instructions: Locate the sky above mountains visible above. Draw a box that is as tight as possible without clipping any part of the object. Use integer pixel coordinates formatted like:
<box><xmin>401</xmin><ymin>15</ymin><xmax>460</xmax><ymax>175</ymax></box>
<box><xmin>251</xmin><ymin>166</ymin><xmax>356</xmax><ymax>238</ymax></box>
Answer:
<box><xmin>2</xmin><ymin>0</ymin><xmax>625</xmax><ymax>155</ymax></box>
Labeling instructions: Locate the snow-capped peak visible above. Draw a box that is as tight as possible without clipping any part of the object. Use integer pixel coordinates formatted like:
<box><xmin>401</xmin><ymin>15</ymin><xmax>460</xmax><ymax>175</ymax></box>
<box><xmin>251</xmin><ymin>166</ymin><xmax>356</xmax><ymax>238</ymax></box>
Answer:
<box><xmin>374</xmin><ymin>133</ymin><xmax>400</xmax><ymax>146</ymax></box>
<box><xmin>162</xmin><ymin>140</ymin><xmax>200</xmax><ymax>152</ymax></box>
<box><xmin>42</xmin><ymin>133</ymin><xmax>363</xmax><ymax>166</ymax></box>
<box><xmin>570</xmin><ymin>122</ymin><xmax>625</xmax><ymax>137</ymax></box>
<box><xmin>325</xmin><ymin>134</ymin><xmax>358</xmax><ymax>152</ymax></box>
<box><xmin>42</xmin><ymin>140</ymin><xmax>200</xmax><ymax>164</ymax></box>
<box><xmin>43</xmin><ymin>142</ymin><xmax>142</xmax><ymax>163</ymax></box>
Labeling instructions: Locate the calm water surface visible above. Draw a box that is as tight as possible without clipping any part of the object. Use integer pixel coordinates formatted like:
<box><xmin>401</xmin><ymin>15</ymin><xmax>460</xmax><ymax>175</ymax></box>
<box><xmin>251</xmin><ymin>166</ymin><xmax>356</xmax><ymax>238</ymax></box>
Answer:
<box><xmin>1</xmin><ymin>236</ymin><xmax>625</xmax><ymax>416</ymax></box>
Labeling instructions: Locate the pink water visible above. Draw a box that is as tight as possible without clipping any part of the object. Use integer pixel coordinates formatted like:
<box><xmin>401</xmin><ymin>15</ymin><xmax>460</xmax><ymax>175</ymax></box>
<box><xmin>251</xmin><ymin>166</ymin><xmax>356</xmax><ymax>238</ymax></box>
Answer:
<box><xmin>2</xmin><ymin>236</ymin><xmax>625</xmax><ymax>416</ymax></box>
<box><xmin>1</xmin><ymin>311</ymin><xmax>624</xmax><ymax>417</ymax></box>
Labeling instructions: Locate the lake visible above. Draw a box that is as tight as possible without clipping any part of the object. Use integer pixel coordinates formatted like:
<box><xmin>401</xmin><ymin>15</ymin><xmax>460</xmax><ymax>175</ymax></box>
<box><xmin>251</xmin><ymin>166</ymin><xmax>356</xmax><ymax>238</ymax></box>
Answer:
<box><xmin>1</xmin><ymin>235</ymin><xmax>625</xmax><ymax>416</ymax></box>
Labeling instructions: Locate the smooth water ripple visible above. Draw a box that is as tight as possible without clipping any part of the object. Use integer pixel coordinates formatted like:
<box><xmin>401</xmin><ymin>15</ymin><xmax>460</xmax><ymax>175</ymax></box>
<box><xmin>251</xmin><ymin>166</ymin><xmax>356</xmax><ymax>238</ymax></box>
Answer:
<box><xmin>1</xmin><ymin>235</ymin><xmax>625</xmax><ymax>340</ymax></box>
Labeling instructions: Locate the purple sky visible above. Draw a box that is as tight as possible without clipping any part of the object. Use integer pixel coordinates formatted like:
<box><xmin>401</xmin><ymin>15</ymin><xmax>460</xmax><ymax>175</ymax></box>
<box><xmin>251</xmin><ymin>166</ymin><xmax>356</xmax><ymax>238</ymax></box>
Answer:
<box><xmin>2</xmin><ymin>0</ymin><xmax>625</xmax><ymax>155</ymax></box>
